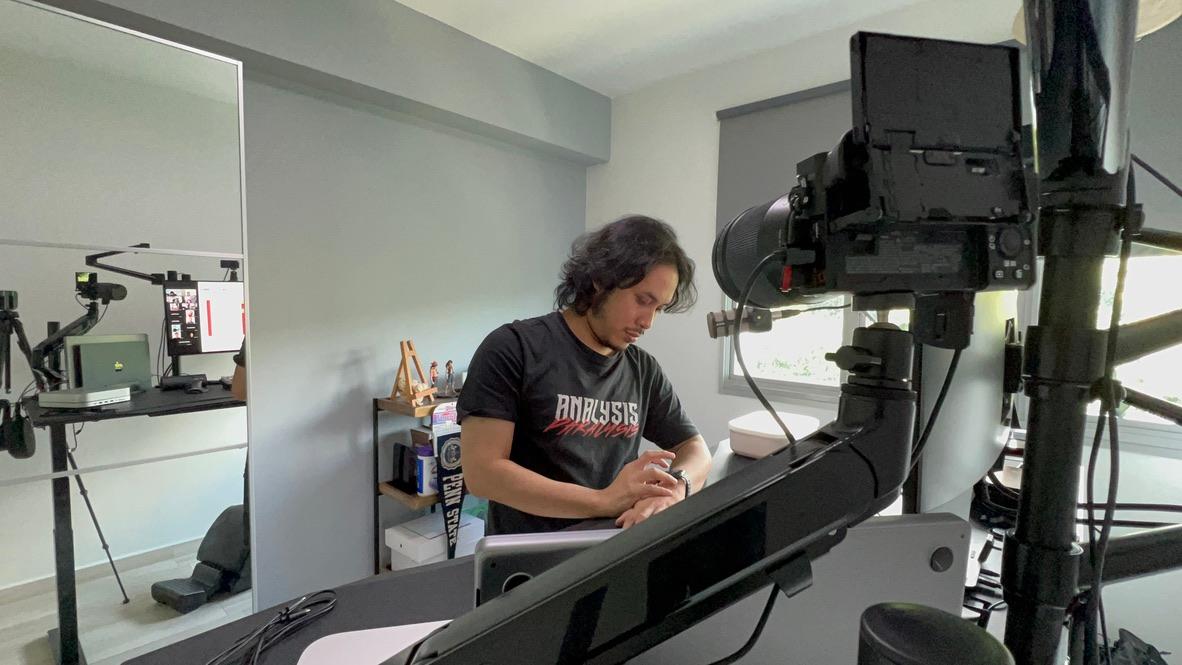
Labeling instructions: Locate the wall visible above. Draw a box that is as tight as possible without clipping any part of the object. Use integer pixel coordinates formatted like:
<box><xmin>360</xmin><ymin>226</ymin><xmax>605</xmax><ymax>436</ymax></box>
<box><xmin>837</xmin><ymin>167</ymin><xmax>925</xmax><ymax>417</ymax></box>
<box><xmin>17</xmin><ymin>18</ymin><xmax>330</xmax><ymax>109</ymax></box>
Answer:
<box><xmin>34</xmin><ymin>0</ymin><xmax>606</xmax><ymax>607</ymax></box>
<box><xmin>586</xmin><ymin>0</ymin><xmax>1182</xmax><ymax>648</ymax></box>
<box><xmin>42</xmin><ymin>0</ymin><xmax>611</xmax><ymax>164</ymax></box>
<box><xmin>0</xmin><ymin>0</ymin><xmax>246</xmax><ymax>590</ymax></box>
<box><xmin>242</xmin><ymin>76</ymin><xmax>587</xmax><ymax>605</ymax></box>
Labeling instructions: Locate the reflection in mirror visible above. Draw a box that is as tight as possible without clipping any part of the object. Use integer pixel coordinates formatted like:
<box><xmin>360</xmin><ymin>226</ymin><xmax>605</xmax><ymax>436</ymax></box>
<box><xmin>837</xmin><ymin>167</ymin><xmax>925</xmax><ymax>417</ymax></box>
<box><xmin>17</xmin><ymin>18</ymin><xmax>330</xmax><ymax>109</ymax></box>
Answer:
<box><xmin>0</xmin><ymin>2</ymin><xmax>249</xmax><ymax>664</ymax></box>
<box><xmin>0</xmin><ymin>0</ymin><xmax>242</xmax><ymax>254</ymax></box>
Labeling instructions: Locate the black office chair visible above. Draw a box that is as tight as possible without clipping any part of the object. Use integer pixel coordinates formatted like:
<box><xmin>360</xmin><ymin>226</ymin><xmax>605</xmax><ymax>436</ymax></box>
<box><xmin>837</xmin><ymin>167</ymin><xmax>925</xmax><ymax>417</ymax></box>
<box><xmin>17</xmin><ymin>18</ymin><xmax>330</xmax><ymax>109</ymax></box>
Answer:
<box><xmin>151</xmin><ymin>504</ymin><xmax>250</xmax><ymax>614</ymax></box>
<box><xmin>151</xmin><ymin>464</ymin><xmax>251</xmax><ymax>614</ymax></box>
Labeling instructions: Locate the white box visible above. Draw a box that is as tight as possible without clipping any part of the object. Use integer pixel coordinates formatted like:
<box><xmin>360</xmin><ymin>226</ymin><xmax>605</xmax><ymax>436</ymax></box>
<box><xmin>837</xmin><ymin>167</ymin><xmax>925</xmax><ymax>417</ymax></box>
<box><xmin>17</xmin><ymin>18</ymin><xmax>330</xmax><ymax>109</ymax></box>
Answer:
<box><xmin>385</xmin><ymin>512</ymin><xmax>483</xmax><ymax>567</ymax></box>
<box><xmin>728</xmin><ymin>410</ymin><xmax>821</xmax><ymax>459</ymax></box>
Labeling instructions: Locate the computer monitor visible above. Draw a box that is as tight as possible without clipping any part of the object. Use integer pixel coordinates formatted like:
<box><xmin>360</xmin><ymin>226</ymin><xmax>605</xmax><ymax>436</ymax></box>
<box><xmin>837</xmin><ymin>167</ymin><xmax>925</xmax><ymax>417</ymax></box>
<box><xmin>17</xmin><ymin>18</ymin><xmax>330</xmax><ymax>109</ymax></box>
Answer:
<box><xmin>162</xmin><ymin>281</ymin><xmax>245</xmax><ymax>356</ymax></box>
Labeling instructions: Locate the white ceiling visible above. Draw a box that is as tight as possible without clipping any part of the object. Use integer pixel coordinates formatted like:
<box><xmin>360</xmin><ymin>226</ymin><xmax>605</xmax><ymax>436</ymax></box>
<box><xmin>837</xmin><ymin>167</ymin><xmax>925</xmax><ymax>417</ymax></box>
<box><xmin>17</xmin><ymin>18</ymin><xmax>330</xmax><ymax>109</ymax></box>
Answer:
<box><xmin>394</xmin><ymin>0</ymin><xmax>943</xmax><ymax>97</ymax></box>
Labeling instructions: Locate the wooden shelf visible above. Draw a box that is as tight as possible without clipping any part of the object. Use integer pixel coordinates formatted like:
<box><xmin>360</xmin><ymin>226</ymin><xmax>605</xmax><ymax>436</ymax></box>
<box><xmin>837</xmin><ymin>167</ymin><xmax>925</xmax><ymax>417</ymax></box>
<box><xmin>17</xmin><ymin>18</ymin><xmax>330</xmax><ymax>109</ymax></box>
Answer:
<box><xmin>375</xmin><ymin>397</ymin><xmax>457</xmax><ymax>418</ymax></box>
<box><xmin>378</xmin><ymin>482</ymin><xmax>439</xmax><ymax>510</ymax></box>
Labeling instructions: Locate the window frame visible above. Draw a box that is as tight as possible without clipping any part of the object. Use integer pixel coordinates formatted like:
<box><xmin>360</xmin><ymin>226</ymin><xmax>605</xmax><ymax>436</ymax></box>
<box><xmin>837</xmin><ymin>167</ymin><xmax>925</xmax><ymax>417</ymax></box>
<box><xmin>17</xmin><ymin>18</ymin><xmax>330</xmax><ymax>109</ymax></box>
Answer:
<box><xmin>717</xmin><ymin>294</ymin><xmax>859</xmax><ymax>409</ymax></box>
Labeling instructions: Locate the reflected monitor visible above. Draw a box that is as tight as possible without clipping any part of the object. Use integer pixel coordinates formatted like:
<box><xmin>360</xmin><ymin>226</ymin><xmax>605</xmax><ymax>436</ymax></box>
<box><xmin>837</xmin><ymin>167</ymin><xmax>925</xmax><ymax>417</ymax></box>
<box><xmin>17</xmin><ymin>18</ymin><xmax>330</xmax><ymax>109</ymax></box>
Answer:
<box><xmin>162</xmin><ymin>281</ymin><xmax>244</xmax><ymax>356</ymax></box>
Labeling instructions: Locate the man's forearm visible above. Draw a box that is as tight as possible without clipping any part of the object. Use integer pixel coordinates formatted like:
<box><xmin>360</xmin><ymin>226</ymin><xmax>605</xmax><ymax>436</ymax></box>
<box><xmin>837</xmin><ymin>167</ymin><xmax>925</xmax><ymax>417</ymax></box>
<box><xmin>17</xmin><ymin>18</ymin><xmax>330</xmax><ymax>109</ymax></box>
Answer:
<box><xmin>470</xmin><ymin>459</ymin><xmax>610</xmax><ymax>519</ymax></box>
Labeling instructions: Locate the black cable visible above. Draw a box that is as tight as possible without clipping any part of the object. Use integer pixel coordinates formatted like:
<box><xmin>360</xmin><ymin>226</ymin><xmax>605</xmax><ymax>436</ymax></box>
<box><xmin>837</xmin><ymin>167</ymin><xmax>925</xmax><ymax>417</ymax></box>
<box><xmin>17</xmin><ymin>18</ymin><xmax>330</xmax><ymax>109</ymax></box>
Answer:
<box><xmin>95</xmin><ymin>303</ymin><xmax>109</xmax><ymax>328</ymax></box>
<box><xmin>15</xmin><ymin>378</ymin><xmax>37</xmax><ymax>403</ymax></box>
<box><xmin>1078</xmin><ymin>502</ymin><xmax>1182</xmax><ymax>514</ymax></box>
<box><xmin>1077</xmin><ymin>518</ymin><xmax>1174</xmax><ymax>529</ymax></box>
<box><xmin>794</xmin><ymin>304</ymin><xmax>849</xmax><ymax>315</ymax></box>
<box><xmin>908</xmin><ymin>349</ymin><xmax>963</xmax><ymax>473</ymax></box>
<box><xmin>733</xmin><ymin>248</ymin><xmax>796</xmax><ymax>445</ymax></box>
<box><xmin>707</xmin><ymin>584</ymin><xmax>780</xmax><ymax>665</ymax></box>
<box><xmin>203</xmin><ymin>590</ymin><xmax>337</xmax><ymax>665</ymax></box>
<box><xmin>157</xmin><ymin>317</ymin><xmax>167</xmax><ymax>380</ymax></box>
<box><xmin>987</xmin><ymin>471</ymin><xmax>1020</xmax><ymax>499</ymax></box>
<box><xmin>1086</xmin><ymin>214</ymin><xmax>1135</xmax><ymax>663</ymax></box>
<box><xmin>1132</xmin><ymin>154</ymin><xmax>1182</xmax><ymax>200</ymax></box>
<box><xmin>912</xmin><ymin>340</ymin><xmax>924</xmax><ymax>451</ymax></box>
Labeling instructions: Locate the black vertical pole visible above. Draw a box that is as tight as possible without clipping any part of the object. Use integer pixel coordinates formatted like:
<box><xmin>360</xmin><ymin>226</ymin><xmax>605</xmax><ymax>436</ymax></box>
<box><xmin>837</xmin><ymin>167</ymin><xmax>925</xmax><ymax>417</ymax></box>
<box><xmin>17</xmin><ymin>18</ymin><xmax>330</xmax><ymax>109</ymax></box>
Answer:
<box><xmin>49</xmin><ymin>423</ymin><xmax>83</xmax><ymax>665</ymax></box>
<box><xmin>373</xmin><ymin>399</ymin><xmax>381</xmax><ymax>575</ymax></box>
<box><xmin>1002</xmin><ymin>2</ymin><xmax>1138</xmax><ymax>663</ymax></box>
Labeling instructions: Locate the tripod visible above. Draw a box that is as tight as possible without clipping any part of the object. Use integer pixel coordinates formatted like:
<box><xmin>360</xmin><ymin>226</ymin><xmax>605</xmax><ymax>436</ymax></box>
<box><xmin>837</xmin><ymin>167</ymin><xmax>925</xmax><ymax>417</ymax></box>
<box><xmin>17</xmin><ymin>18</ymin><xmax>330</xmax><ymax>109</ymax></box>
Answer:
<box><xmin>1</xmin><ymin>294</ymin><xmax>130</xmax><ymax>605</ymax></box>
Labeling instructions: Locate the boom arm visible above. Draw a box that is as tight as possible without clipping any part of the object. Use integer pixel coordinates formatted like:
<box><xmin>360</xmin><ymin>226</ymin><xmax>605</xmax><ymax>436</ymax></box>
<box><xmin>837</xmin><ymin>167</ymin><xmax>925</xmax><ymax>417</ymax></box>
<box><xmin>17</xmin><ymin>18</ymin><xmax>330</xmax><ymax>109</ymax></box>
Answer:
<box><xmin>385</xmin><ymin>325</ymin><xmax>916</xmax><ymax>665</ymax></box>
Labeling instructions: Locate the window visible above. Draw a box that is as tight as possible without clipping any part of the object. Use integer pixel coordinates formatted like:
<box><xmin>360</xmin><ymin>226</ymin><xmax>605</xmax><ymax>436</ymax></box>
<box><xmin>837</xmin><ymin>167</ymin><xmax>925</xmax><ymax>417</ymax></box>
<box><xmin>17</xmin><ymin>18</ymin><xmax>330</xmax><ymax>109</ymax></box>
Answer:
<box><xmin>727</xmin><ymin>297</ymin><xmax>846</xmax><ymax>388</ymax></box>
<box><xmin>1095</xmin><ymin>255</ymin><xmax>1182</xmax><ymax>424</ymax></box>
<box><xmin>714</xmin><ymin>83</ymin><xmax>855</xmax><ymax>405</ymax></box>
<box><xmin>1018</xmin><ymin>254</ymin><xmax>1182</xmax><ymax>452</ymax></box>
<box><xmin>719</xmin><ymin>299</ymin><xmax>910</xmax><ymax>406</ymax></box>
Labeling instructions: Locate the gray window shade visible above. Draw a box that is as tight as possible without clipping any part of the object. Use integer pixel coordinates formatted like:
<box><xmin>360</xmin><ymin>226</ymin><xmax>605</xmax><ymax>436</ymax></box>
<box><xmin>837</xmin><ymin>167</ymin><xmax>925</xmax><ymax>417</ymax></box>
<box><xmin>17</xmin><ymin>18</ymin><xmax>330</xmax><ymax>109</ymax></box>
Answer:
<box><xmin>1130</xmin><ymin>17</ymin><xmax>1182</xmax><ymax>240</ymax></box>
<box><xmin>716</xmin><ymin>85</ymin><xmax>852</xmax><ymax>235</ymax></box>
<box><xmin>717</xmin><ymin>22</ymin><xmax>1181</xmax><ymax>242</ymax></box>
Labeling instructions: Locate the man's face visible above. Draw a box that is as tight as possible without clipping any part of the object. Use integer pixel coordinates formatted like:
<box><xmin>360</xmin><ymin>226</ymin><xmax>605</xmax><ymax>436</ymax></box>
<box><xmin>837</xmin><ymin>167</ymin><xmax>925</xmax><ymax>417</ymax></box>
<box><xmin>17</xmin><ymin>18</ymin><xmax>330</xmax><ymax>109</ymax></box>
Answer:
<box><xmin>587</xmin><ymin>263</ymin><xmax>679</xmax><ymax>352</ymax></box>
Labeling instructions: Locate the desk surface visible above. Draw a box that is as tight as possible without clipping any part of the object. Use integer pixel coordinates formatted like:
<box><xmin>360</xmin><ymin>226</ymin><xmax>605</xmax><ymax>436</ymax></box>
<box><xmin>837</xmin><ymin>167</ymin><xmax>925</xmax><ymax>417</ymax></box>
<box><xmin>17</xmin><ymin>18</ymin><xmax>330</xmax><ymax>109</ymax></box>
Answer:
<box><xmin>125</xmin><ymin>558</ymin><xmax>474</xmax><ymax>665</ymax></box>
<box><xmin>22</xmin><ymin>385</ymin><xmax>243</xmax><ymax>427</ymax></box>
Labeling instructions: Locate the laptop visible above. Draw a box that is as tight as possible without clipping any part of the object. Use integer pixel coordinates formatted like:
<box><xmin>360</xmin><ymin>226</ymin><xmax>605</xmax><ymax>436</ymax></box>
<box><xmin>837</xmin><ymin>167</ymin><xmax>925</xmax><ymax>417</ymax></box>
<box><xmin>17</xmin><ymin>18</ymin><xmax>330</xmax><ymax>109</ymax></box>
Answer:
<box><xmin>474</xmin><ymin>529</ymin><xmax>618</xmax><ymax>607</ymax></box>
<box><xmin>65</xmin><ymin>334</ymin><xmax>153</xmax><ymax>393</ymax></box>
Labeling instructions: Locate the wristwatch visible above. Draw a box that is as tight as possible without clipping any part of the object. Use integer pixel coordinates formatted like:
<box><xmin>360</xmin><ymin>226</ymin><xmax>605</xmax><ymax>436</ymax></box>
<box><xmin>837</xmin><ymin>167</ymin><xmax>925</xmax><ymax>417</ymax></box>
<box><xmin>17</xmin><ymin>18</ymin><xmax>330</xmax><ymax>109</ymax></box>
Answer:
<box><xmin>668</xmin><ymin>468</ymin><xmax>691</xmax><ymax>499</ymax></box>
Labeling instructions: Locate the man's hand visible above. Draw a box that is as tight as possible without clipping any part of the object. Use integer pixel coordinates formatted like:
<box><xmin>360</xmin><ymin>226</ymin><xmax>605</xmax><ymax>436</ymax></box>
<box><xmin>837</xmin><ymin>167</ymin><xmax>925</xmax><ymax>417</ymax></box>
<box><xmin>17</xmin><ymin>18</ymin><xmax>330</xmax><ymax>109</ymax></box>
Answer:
<box><xmin>598</xmin><ymin>450</ymin><xmax>679</xmax><ymax>517</ymax></box>
<box><xmin>615</xmin><ymin>494</ymin><xmax>680</xmax><ymax>529</ymax></box>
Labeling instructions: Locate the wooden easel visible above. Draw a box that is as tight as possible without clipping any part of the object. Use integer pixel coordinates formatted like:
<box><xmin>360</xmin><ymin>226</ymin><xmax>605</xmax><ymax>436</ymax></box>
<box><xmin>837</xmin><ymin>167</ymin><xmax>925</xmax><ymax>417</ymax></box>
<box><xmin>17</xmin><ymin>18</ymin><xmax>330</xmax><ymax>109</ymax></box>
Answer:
<box><xmin>390</xmin><ymin>339</ymin><xmax>437</xmax><ymax>406</ymax></box>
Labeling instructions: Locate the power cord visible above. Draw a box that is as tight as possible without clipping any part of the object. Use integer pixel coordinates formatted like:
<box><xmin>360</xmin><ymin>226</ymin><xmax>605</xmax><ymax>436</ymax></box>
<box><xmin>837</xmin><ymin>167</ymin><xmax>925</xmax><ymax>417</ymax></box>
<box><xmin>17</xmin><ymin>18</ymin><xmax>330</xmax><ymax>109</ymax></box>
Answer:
<box><xmin>733</xmin><ymin>248</ymin><xmax>797</xmax><ymax>445</ymax></box>
<box><xmin>706</xmin><ymin>584</ymin><xmax>781</xmax><ymax>665</ymax></box>
<box><xmin>710</xmin><ymin>242</ymin><xmax>836</xmax><ymax>663</ymax></box>
<box><xmin>1086</xmin><ymin>219</ymin><xmax>1133</xmax><ymax>663</ymax></box>
<box><xmin>908</xmin><ymin>349</ymin><xmax>963</xmax><ymax>473</ymax></box>
<box><xmin>973</xmin><ymin>471</ymin><xmax>1181</xmax><ymax>530</ymax></box>
<box><xmin>203</xmin><ymin>590</ymin><xmax>337</xmax><ymax>665</ymax></box>
<box><xmin>157</xmin><ymin>317</ymin><xmax>168</xmax><ymax>380</ymax></box>
<box><xmin>1131</xmin><ymin>154</ymin><xmax>1182</xmax><ymax>199</ymax></box>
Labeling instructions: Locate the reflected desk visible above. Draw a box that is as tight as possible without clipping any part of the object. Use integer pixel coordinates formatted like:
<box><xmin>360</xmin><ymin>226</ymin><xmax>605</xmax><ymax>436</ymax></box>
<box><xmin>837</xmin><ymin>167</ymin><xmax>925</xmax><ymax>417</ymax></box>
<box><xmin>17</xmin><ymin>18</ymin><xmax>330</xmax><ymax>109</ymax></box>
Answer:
<box><xmin>23</xmin><ymin>386</ymin><xmax>244</xmax><ymax>665</ymax></box>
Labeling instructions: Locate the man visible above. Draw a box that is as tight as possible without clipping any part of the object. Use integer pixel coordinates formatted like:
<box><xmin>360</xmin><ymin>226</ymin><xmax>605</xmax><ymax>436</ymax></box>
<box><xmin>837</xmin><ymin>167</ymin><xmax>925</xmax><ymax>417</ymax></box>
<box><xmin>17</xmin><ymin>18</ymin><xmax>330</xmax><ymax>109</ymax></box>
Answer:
<box><xmin>459</xmin><ymin>215</ymin><xmax>711</xmax><ymax>535</ymax></box>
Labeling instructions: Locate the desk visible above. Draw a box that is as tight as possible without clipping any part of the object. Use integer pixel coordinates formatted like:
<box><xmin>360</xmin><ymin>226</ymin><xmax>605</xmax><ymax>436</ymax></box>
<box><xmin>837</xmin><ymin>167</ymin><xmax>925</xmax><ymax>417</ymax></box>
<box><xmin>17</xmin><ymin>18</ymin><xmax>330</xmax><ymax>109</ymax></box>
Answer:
<box><xmin>126</xmin><ymin>514</ymin><xmax>968</xmax><ymax>665</ymax></box>
<box><xmin>125</xmin><ymin>558</ymin><xmax>473</xmax><ymax>665</ymax></box>
<box><xmin>22</xmin><ymin>386</ymin><xmax>244</xmax><ymax>665</ymax></box>
<box><xmin>127</xmin><ymin>437</ymin><xmax>969</xmax><ymax>665</ymax></box>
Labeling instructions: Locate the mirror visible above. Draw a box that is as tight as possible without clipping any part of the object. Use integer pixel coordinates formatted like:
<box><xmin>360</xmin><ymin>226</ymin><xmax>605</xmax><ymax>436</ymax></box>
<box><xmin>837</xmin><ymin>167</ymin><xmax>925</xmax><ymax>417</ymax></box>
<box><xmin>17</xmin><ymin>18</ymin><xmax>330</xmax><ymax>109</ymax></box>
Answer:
<box><xmin>0</xmin><ymin>2</ymin><xmax>250</xmax><ymax>663</ymax></box>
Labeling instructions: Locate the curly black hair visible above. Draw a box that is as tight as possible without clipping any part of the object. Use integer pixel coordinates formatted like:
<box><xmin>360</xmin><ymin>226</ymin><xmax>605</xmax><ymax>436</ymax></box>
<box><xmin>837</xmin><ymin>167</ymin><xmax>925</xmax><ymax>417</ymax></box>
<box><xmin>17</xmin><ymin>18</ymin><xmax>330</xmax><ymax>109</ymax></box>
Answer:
<box><xmin>555</xmin><ymin>215</ymin><xmax>696</xmax><ymax>315</ymax></box>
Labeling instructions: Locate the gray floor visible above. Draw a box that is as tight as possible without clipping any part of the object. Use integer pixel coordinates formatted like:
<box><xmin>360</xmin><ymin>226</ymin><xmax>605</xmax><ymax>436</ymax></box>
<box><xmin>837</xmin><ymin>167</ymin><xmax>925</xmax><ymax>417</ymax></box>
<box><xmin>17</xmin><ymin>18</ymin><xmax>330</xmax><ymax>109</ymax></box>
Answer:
<box><xmin>0</xmin><ymin>543</ymin><xmax>251</xmax><ymax>665</ymax></box>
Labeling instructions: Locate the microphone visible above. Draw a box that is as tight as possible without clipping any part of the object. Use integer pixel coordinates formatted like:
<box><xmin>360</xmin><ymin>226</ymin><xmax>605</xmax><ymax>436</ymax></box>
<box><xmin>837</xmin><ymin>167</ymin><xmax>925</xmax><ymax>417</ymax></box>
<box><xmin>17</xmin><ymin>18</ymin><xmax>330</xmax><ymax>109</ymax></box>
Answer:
<box><xmin>706</xmin><ymin>306</ymin><xmax>787</xmax><ymax>339</ymax></box>
<box><xmin>706</xmin><ymin>304</ymin><xmax>850</xmax><ymax>339</ymax></box>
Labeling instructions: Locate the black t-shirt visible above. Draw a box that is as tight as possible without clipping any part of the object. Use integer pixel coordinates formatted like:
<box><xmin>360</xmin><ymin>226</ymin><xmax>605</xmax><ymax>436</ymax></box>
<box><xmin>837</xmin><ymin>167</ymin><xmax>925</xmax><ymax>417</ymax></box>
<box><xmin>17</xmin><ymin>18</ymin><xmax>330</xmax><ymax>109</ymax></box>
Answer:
<box><xmin>458</xmin><ymin>311</ymin><xmax>699</xmax><ymax>535</ymax></box>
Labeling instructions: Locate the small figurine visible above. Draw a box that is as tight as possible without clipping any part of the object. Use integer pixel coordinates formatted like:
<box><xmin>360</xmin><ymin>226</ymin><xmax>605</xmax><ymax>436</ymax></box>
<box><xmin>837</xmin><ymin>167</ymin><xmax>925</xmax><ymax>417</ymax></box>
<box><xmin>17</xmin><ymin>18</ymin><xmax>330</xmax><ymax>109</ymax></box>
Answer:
<box><xmin>430</xmin><ymin>361</ymin><xmax>439</xmax><ymax>391</ymax></box>
<box><xmin>444</xmin><ymin>360</ymin><xmax>455</xmax><ymax>396</ymax></box>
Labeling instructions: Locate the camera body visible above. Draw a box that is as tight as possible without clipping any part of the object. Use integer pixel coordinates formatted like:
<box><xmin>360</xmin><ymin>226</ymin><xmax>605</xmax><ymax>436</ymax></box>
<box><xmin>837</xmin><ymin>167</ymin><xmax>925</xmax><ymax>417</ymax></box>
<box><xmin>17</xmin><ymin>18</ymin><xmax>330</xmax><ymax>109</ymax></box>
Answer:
<box><xmin>713</xmin><ymin>33</ymin><xmax>1037</xmax><ymax>310</ymax></box>
<box><xmin>75</xmin><ymin>272</ymin><xmax>127</xmax><ymax>304</ymax></box>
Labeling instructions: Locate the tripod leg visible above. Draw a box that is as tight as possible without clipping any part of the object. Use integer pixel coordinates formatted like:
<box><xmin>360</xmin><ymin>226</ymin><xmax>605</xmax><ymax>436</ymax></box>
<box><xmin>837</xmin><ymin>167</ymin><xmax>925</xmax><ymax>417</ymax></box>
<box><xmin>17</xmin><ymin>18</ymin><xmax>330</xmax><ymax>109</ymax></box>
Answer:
<box><xmin>66</xmin><ymin>452</ymin><xmax>130</xmax><ymax>604</ymax></box>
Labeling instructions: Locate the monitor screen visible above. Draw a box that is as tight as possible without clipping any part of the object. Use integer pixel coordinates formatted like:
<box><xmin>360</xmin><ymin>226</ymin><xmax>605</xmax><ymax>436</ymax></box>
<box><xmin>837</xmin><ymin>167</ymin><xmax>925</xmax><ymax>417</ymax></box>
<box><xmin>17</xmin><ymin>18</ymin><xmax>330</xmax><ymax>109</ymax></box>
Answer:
<box><xmin>163</xmin><ymin>281</ymin><xmax>245</xmax><ymax>356</ymax></box>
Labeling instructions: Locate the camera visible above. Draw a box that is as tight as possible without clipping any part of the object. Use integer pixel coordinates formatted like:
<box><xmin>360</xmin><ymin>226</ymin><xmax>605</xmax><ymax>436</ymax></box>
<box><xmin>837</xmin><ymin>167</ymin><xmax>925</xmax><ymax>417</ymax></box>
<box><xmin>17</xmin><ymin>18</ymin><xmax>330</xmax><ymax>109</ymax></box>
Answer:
<box><xmin>712</xmin><ymin>33</ymin><xmax>1037</xmax><ymax>311</ymax></box>
<box><xmin>75</xmin><ymin>272</ymin><xmax>127</xmax><ymax>304</ymax></box>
